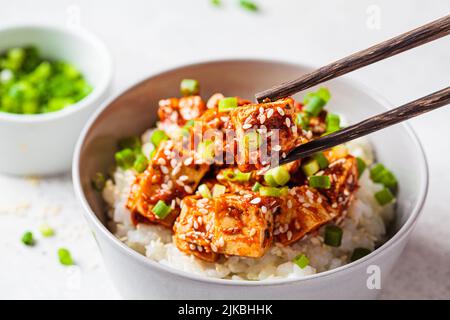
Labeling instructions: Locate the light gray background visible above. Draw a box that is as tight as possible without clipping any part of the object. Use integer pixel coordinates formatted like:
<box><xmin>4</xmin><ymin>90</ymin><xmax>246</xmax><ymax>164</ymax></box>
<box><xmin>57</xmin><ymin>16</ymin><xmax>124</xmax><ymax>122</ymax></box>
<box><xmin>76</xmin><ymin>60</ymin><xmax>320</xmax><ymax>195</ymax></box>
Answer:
<box><xmin>0</xmin><ymin>0</ymin><xmax>449</xmax><ymax>299</ymax></box>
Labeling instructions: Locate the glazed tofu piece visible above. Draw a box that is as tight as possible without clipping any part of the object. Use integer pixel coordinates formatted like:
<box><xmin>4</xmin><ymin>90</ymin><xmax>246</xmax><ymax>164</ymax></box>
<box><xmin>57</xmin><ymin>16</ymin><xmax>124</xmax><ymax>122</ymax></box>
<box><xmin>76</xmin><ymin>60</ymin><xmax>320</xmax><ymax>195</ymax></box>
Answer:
<box><xmin>173</xmin><ymin>196</ymin><xmax>218</xmax><ymax>262</ymax></box>
<box><xmin>320</xmin><ymin>155</ymin><xmax>358</xmax><ymax>212</ymax></box>
<box><xmin>230</xmin><ymin>98</ymin><xmax>307</xmax><ymax>172</ymax></box>
<box><xmin>211</xmin><ymin>193</ymin><xmax>277</xmax><ymax>258</ymax></box>
<box><xmin>127</xmin><ymin>140</ymin><xmax>209</xmax><ymax>227</ymax></box>
<box><xmin>158</xmin><ymin>95</ymin><xmax>206</xmax><ymax>128</ymax></box>
<box><xmin>274</xmin><ymin>186</ymin><xmax>336</xmax><ymax>245</ymax></box>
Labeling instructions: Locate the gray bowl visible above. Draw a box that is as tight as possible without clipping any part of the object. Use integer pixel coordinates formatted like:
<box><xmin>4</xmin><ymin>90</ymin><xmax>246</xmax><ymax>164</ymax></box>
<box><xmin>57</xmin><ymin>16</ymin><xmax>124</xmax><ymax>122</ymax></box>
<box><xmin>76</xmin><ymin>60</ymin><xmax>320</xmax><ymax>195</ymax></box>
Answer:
<box><xmin>73</xmin><ymin>59</ymin><xmax>428</xmax><ymax>299</ymax></box>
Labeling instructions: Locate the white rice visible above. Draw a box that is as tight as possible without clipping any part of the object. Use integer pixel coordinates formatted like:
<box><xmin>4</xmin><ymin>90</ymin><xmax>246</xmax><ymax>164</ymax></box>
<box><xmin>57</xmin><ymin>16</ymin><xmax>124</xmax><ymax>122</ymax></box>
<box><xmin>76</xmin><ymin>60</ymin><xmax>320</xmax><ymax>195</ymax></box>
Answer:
<box><xmin>103</xmin><ymin>134</ymin><xmax>394</xmax><ymax>281</ymax></box>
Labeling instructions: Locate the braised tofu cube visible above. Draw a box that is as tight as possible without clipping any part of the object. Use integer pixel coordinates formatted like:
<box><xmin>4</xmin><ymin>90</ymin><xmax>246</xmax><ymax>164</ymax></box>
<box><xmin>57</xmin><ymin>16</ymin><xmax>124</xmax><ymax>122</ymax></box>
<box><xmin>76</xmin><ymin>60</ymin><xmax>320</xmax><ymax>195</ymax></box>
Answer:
<box><xmin>127</xmin><ymin>140</ymin><xmax>209</xmax><ymax>228</ymax></box>
<box><xmin>173</xmin><ymin>196</ymin><xmax>218</xmax><ymax>262</ymax></box>
<box><xmin>230</xmin><ymin>98</ymin><xmax>307</xmax><ymax>172</ymax></box>
<box><xmin>211</xmin><ymin>193</ymin><xmax>277</xmax><ymax>258</ymax></box>
<box><xmin>274</xmin><ymin>186</ymin><xmax>336</xmax><ymax>245</ymax></box>
<box><xmin>158</xmin><ymin>96</ymin><xmax>206</xmax><ymax>127</ymax></box>
<box><xmin>320</xmin><ymin>155</ymin><xmax>358</xmax><ymax>212</ymax></box>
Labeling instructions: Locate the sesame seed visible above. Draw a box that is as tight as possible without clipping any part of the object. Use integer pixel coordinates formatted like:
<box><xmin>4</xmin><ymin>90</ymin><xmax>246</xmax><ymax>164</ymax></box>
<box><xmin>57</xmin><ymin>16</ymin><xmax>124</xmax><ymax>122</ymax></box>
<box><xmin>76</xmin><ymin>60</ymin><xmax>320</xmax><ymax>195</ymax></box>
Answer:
<box><xmin>199</xmin><ymin>208</ymin><xmax>208</xmax><ymax>214</ymax></box>
<box><xmin>211</xmin><ymin>244</ymin><xmax>218</xmax><ymax>252</ymax></box>
<box><xmin>197</xmin><ymin>245</ymin><xmax>203</xmax><ymax>252</ymax></box>
<box><xmin>287</xmin><ymin>231</ymin><xmax>293</xmax><ymax>241</ymax></box>
<box><xmin>332</xmin><ymin>203</ymin><xmax>338</xmax><ymax>208</ymax></box>
<box><xmin>249</xmin><ymin>229</ymin><xmax>257</xmax><ymax>237</ymax></box>
<box><xmin>260</xmin><ymin>114</ymin><xmax>266</xmax><ymax>124</ymax></box>
<box><xmin>243</xmin><ymin>123</ymin><xmax>252</xmax><ymax>129</ymax></box>
<box><xmin>184</xmin><ymin>185</ymin><xmax>193</xmax><ymax>193</ymax></box>
<box><xmin>285</xmin><ymin>118</ymin><xmax>291</xmax><ymax>127</ymax></box>
<box><xmin>250</xmin><ymin>197</ymin><xmax>261</xmax><ymax>204</ymax></box>
<box><xmin>273</xmin><ymin>145</ymin><xmax>282</xmax><ymax>151</ymax></box>
<box><xmin>170</xmin><ymin>158</ymin><xmax>177</xmax><ymax>168</ymax></box>
<box><xmin>282</xmin><ymin>152</ymin><xmax>286</xmax><ymax>158</ymax></box>
<box><xmin>267</xmin><ymin>109</ymin><xmax>274</xmax><ymax>118</ymax></box>
<box><xmin>276</xmin><ymin>107</ymin><xmax>285</xmax><ymax>116</ymax></box>
<box><xmin>259</xmin><ymin>107</ymin><xmax>264</xmax><ymax>114</ymax></box>
<box><xmin>287</xmin><ymin>200</ymin><xmax>293</xmax><ymax>208</ymax></box>
<box><xmin>261</xmin><ymin>206</ymin><xmax>267</xmax><ymax>213</ymax></box>
<box><xmin>157</xmin><ymin>158</ymin><xmax>166</xmax><ymax>165</ymax></box>
<box><xmin>193</xmin><ymin>221</ymin><xmax>199</xmax><ymax>229</ymax></box>
<box><xmin>291</xmin><ymin>125</ymin><xmax>297</xmax><ymax>134</ymax></box>
<box><xmin>160</xmin><ymin>166</ymin><xmax>169</xmax><ymax>174</ymax></box>
<box><xmin>172</xmin><ymin>164</ymin><xmax>181</xmax><ymax>176</ymax></box>
<box><xmin>179</xmin><ymin>175</ymin><xmax>189</xmax><ymax>181</ymax></box>
<box><xmin>220</xmin><ymin>116</ymin><xmax>229</xmax><ymax>122</ymax></box>
<box><xmin>189</xmin><ymin>244</ymin><xmax>196</xmax><ymax>250</ymax></box>
<box><xmin>184</xmin><ymin>157</ymin><xmax>193</xmax><ymax>166</ymax></box>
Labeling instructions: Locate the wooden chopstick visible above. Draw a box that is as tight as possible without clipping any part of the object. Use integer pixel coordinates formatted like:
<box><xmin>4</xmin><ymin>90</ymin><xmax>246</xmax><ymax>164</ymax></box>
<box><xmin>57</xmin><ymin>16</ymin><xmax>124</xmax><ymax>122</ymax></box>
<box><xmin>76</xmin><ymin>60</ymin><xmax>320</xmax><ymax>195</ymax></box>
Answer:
<box><xmin>278</xmin><ymin>86</ymin><xmax>450</xmax><ymax>166</ymax></box>
<box><xmin>255</xmin><ymin>15</ymin><xmax>450</xmax><ymax>103</ymax></box>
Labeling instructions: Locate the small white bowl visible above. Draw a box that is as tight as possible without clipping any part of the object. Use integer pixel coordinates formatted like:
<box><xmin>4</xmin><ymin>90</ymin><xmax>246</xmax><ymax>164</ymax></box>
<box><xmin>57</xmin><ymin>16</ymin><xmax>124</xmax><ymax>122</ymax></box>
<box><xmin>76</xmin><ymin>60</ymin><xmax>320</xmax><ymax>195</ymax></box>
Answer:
<box><xmin>74</xmin><ymin>59</ymin><xmax>428</xmax><ymax>299</ymax></box>
<box><xmin>0</xmin><ymin>24</ymin><xmax>112</xmax><ymax>176</ymax></box>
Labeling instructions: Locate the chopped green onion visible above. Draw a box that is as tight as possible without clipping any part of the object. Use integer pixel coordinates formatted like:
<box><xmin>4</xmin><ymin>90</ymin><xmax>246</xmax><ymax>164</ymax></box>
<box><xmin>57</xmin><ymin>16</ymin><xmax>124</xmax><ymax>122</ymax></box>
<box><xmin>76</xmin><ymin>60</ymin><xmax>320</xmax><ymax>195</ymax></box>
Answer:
<box><xmin>115</xmin><ymin>148</ymin><xmax>136</xmax><ymax>169</ymax></box>
<box><xmin>212</xmin><ymin>184</ymin><xmax>226</xmax><ymax>198</ymax></box>
<box><xmin>265</xmin><ymin>166</ymin><xmax>290</xmax><ymax>186</ymax></box>
<box><xmin>211</xmin><ymin>0</ymin><xmax>221</xmax><ymax>6</ymax></box>
<box><xmin>218</xmin><ymin>97</ymin><xmax>238</xmax><ymax>112</ymax></box>
<box><xmin>252</xmin><ymin>182</ymin><xmax>262</xmax><ymax>192</ymax></box>
<box><xmin>150</xmin><ymin>130</ymin><xmax>168</xmax><ymax>147</ymax></box>
<box><xmin>259</xmin><ymin>187</ymin><xmax>283</xmax><ymax>197</ymax></box>
<box><xmin>370</xmin><ymin>163</ymin><xmax>386</xmax><ymax>181</ymax></box>
<box><xmin>324</xmin><ymin>225</ymin><xmax>343</xmax><ymax>247</ymax></box>
<box><xmin>293</xmin><ymin>254</ymin><xmax>309</xmax><ymax>269</ymax></box>
<box><xmin>183</xmin><ymin>119</ymin><xmax>195</xmax><ymax>128</ymax></box>
<box><xmin>91</xmin><ymin>172</ymin><xmax>106</xmax><ymax>191</ymax></box>
<box><xmin>58</xmin><ymin>248</ymin><xmax>74</xmax><ymax>266</ymax></box>
<box><xmin>351</xmin><ymin>248</ymin><xmax>371</xmax><ymax>262</ymax></box>
<box><xmin>118</xmin><ymin>136</ymin><xmax>141</xmax><ymax>151</ymax></box>
<box><xmin>152</xmin><ymin>200</ymin><xmax>172</xmax><ymax>219</ymax></box>
<box><xmin>244</xmin><ymin>131</ymin><xmax>261</xmax><ymax>150</ymax></box>
<box><xmin>296</xmin><ymin>112</ymin><xmax>309</xmax><ymax>129</ymax></box>
<box><xmin>304</xmin><ymin>95</ymin><xmax>326</xmax><ymax>117</ymax></box>
<box><xmin>39</xmin><ymin>224</ymin><xmax>55</xmax><ymax>237</ymax></box>
<box><xmin>198</xmin><ymin>184</ymin><xmax>212</xmax><ymax>199</ymax></box>
<box><xmin>375</xmin><ymin>188</ymin><xmax>395</xmax><ymax>206</ymax></box>
<box><xmin>197</xmin><ymin>140</ymin><xmax>215</xmax><ymax>163</ymax></box>
<box><xmin>356</xmin><ymin>157</ymin><xmax>366</xmax><ymax>178</ymax></box>
<box><xmin>312</xmin><ymin>152</ymin><xmax>329</xmax><ymax>169</ymax></box>
<box><xmin>301</xmin><ymin>159</ymin><xmax>320</xmax><ymax>177</ymax></box>
<box><xmin>326</xmin><ymin>113</ymin><xmax>340</xmax><ymax>133</ymax></box>
<box><xmin>180</xmin><ymin>79</ymin><xmax>200</xmax><ymax>96</ymax></box>
<box><xmin>309</xmin><ymin>175</ymin><xmax>331</xmax><ymax>189</ymax></box>
<box><xmin>21</xmin><ymin>231</ymin><xmax>34</xmax><ymax>246</ymax></box>
<box><xmin>223</xmin><ymin>169</ymin><xmax>251</xmax><ymax>182</ymax></box>
<box><xmin>239</xmin><ymin>0</ymin><xmax>258</xmax><ymax>11</ymax></box>
<box><xmin>316</xmin><ymin>88</ymin><xmax>331</xmax><ymax>103</ymax></box>
<box><xmin>370</xmin><ymin>163</ymin><xmax>398</xmax><ymax>192</ymax></box>
<box><xmin>133</xmin><ymin>154</ymin><xmax>148</xmax><ymax>173</ymax></box>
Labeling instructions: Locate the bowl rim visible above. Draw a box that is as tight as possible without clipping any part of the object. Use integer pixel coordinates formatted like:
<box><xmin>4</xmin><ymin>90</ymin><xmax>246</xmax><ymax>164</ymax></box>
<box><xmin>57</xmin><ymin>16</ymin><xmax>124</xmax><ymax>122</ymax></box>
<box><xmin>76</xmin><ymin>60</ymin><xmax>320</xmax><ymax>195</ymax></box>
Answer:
<box><xmin>73</xmin><ymin>58</ymin><xmax>429</xmax><ymax>287</ymax></box>
<box><xmin>0</xmin><ymin>23</ymin><xmax>113</xmax><ymax>123</ymax></box>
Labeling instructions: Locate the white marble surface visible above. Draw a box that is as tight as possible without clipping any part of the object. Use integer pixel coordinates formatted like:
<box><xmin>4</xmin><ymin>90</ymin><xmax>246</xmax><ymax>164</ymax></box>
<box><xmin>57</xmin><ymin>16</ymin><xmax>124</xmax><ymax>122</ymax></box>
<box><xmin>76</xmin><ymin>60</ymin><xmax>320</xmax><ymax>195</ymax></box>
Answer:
<box><xmin>0</xmin><ymin>0</ymin><xmax>449</xmax><ymax>299</ymax></box>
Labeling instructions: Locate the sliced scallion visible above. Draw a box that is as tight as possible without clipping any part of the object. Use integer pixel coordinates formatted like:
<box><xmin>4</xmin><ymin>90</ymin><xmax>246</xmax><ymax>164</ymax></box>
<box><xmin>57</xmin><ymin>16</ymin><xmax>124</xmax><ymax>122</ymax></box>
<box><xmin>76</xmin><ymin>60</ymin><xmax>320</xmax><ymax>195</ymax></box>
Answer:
<box><xmin>150</xmin><ymin>129</ymin><xmax>168</xmax><ymax>147</ymax></box>
<box><xmin>259</xmin><ymin>186</ymin><xmax>283</xmax><ymax>197</ymax></box>
<box><xmin>304</xmin><ymin>95</ymin><xmax>326</xmax><ymax>117</ymax></box>
<box><xmin>118</xmin><ymin>136</ymin><xmax>141</xmax><ymax>151</ymax></box>
<box><xmin>313</xmin><ymin>152</ymin><xmax>329</xmax><ymax>170</ymax></box>
<box><xmin>198</xmin><ymin>184</ymin><xmax>212</xmax><ymax>199</ymax></box>
<box><xmin>326</xmin><ymin>113</ymin><xmax>340</xmax><ymax>133</ymax></box>
<box><xmin>152</xmin><ymin>200</ymin><xmax>172</xmax><ymax>219</ymax></box>
<box><xmin>133</xmin><ymin>154</ymin><xmax>148</xmax><ymax>173</ymax></box>
<box><xmin>223</xmin><ymin>169</ymin><xmax>251</xmax><ymax>182</ymax></box>
<box><xmin>218</xmin><ymin>97</ymin><xmax>238</xmax><ymax>112</ymax></box>
<box><xmin>58</xmin><ymin>248</ymin><xmax>74</xmax><ymax>266</ymax></box>
<box><xmin>91</xmin><ymin>172</ymin><xmax>106</xmax><ymax>191</ymax></box>
<box><xmin>293</xmin><ymin>254</ymin><xmax>309</xmax><ymax>269</ymax></box>
<box><xmin>356</xmin><ymin>157</ymin><xmax>366</xmax><ymax>178</ymax></box>
<box><xmin>39</xmin><ymin>224</ymin><xmax>55</xmax><ymax>237</ymax></box>
<box><xmin>115</xmin><ymin>148</ymin><xmax>136</xmax><ymax>169</ymax></box>
<box><xmin>239</xmin><ymin>0</ymin><xmax>258</xmax><ymax>11</ymax></box>
<box><xmin>252</xmin><ymin>182</ymin><xmax>262</xmax><ymax>192</ymax></box>
<box><xmin>212</xmin><ymin>184</ymin><xmax>226</xmax><ymax>198</ymax></box>
<box><xmin>180</xmin><ymin>79</ymin><xmax>200</xmax><ymax>96</ymax></box>
<box><xmin>324</xmin><ymin>225</ymin><xmax>343</xmax><ymax>247</ymax></box>
<box><xmin>374</xmin><ymin>188</ymin><xmax>395</xmax><ymax>206</ymax></box>
<box><xmin>309</xmin><ymin>175</ymin><xmax>331</xmax><ymax>189</ymax></box>
<box><xmin>21</xmin><ymin>231</ymin><xmax>34</xmax><ymax>246</ymax></box>
<box><xmin>301</xmin><ymin>159</ymin><xmax>320</xmax><ymax>177</ymax></box>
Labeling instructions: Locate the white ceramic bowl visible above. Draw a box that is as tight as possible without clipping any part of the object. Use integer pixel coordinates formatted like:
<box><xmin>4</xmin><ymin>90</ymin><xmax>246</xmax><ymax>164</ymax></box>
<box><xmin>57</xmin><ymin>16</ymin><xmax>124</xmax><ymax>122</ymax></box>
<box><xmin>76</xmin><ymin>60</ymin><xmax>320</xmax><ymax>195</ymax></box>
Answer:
<box><xmin>0</xmin><ymin>24</ymin><xmax>112</xmax><ymax>176</ymax></box>
<box><xmin>73</xmin><ymin>60</ymin><xmax>428</xmax><ymax>299</ymax></box>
